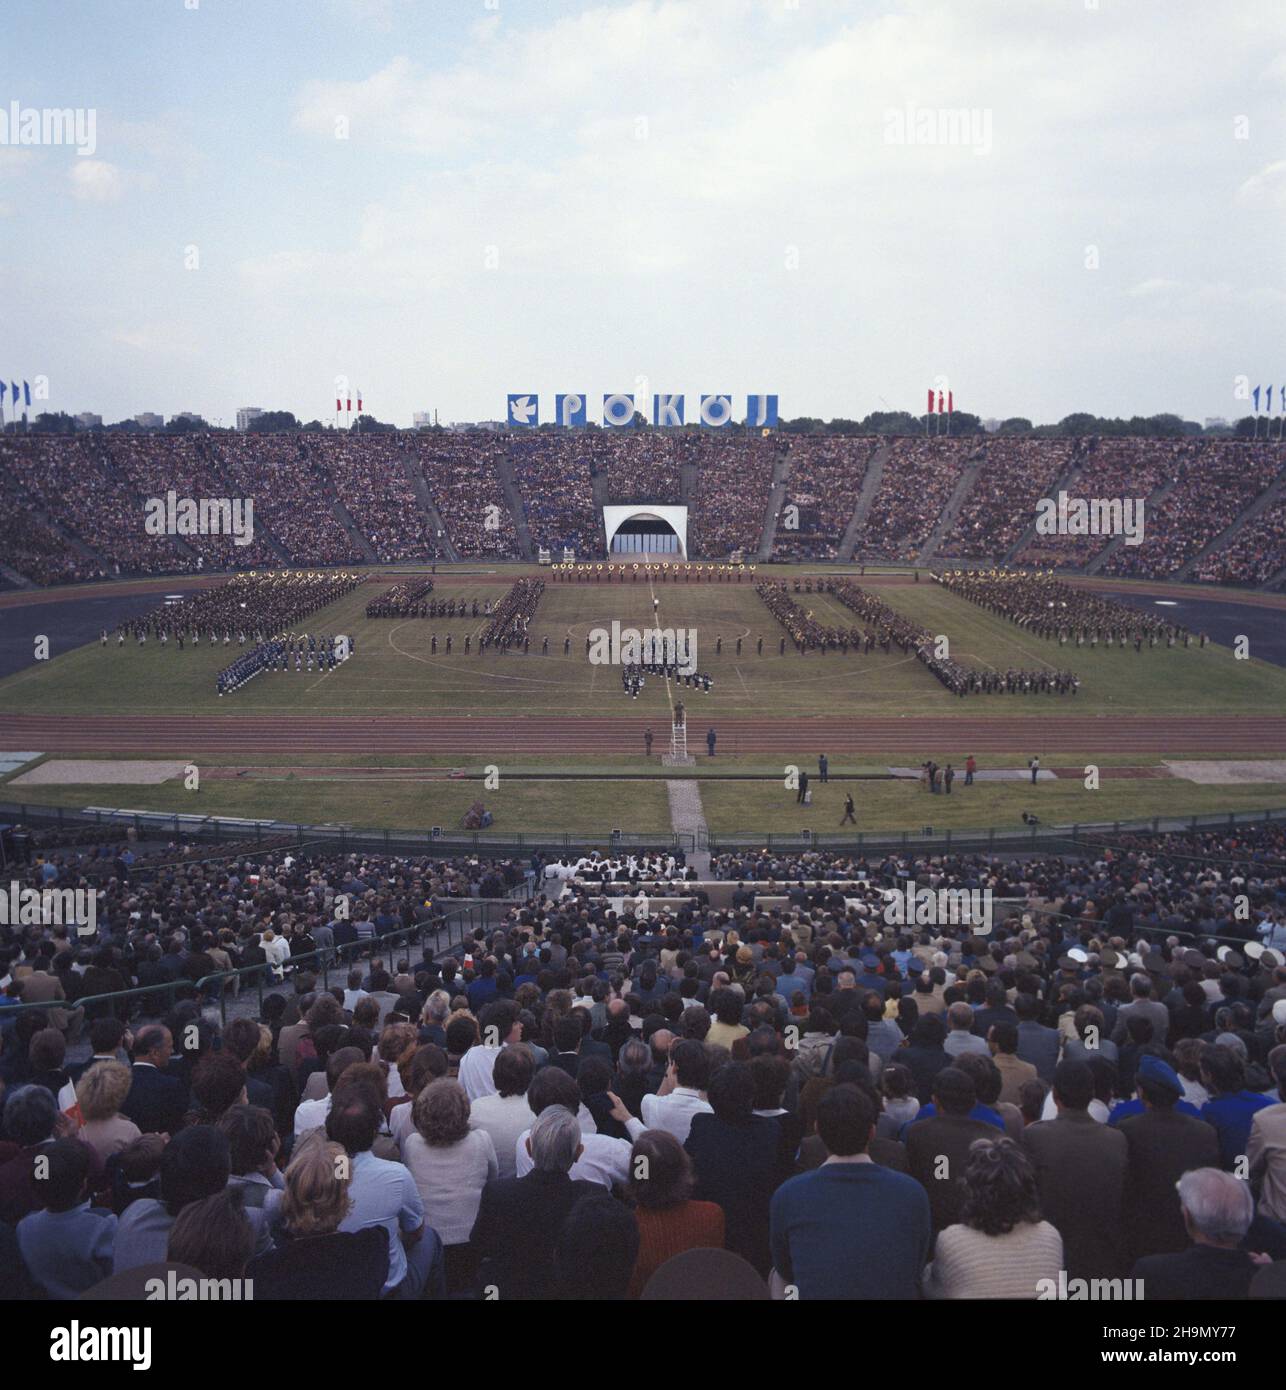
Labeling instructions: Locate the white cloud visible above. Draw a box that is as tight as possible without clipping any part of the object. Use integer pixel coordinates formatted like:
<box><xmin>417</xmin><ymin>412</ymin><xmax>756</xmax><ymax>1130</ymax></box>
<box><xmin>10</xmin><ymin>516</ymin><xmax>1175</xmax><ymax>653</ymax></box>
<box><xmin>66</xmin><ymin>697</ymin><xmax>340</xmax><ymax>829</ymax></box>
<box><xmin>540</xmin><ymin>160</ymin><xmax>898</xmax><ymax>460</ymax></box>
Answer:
<box><xmin>69</xmin><ymin>159</ymin><xmax>126</xmax><ymax>202</ymax></box>
<box><xmin>1237</xmin><ymin>160</ymin><xmax>1286</xmax><ymax>207</ymax></box>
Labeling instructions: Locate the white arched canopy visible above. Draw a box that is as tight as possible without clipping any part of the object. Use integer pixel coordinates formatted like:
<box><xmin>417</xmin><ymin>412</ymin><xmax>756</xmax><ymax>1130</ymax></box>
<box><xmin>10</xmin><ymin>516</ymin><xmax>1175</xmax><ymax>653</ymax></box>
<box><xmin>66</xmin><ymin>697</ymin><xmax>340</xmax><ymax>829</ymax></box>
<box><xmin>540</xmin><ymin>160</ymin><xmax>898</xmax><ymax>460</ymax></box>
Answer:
<box><xmin>602</xmin><ymin>504</ymin><xmax>689</xmax><ymax>558</ymax></box>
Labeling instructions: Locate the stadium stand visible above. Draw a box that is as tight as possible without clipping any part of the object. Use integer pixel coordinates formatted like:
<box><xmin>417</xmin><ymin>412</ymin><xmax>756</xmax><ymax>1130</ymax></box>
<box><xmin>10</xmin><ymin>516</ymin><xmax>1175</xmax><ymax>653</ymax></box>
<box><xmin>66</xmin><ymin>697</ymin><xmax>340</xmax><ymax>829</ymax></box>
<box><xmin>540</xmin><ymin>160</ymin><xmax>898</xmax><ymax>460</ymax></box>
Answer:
<box><xmin>2</xmin><ymin>431</ymin><xmax>1285</xmax><ymax>584</ymax></box>
<box><xmin>2</xmin><ymin>826</ymin><xmax>1285</xmax><ymax>1299</ymax></box>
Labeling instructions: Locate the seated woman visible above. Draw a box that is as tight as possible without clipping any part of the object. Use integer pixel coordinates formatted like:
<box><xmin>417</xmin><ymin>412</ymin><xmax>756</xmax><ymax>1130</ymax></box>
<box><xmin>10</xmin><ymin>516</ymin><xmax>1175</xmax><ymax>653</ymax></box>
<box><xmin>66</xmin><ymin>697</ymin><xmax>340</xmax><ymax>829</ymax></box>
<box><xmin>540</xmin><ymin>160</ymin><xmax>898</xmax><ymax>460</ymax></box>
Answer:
<box><xmin>246</xmin><ymin>1132</ymin><xmax>388</xmax><ymax>1300</ymax></box>
<box><xmin>924</xmin><ymin>1136</ymin><xmax>1063</xmax><ymax>1298</ymax></box>
<box><xmin>626</xmin><ymin>1129</ymin><xmax>724</xmax><ymax>1298</ymax></box>
<box><xmin>402</xmin><ymin>1079</ymin><xmax>498</xmax><ymax>1295</ymax></box>
<box><xmin>75</xmin><ymin>1061</ymin><xmax>142</xmax><ymax>1164</ymax></box>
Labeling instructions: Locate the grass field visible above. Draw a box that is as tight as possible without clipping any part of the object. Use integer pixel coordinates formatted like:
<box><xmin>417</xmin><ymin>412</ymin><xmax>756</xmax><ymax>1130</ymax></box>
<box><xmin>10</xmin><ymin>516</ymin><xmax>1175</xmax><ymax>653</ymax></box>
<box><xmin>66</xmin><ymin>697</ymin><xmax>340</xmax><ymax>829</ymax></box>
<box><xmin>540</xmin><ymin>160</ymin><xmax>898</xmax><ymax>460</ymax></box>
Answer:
<box><xmin>0</xmin><ymin>573</ymin><xmax>1283</xmax><ymax>719</ymax></box>
<box><xmin>3</xmin><ymin>752</ymin><xmax>1284</xmax><ymax>835</ymax></box>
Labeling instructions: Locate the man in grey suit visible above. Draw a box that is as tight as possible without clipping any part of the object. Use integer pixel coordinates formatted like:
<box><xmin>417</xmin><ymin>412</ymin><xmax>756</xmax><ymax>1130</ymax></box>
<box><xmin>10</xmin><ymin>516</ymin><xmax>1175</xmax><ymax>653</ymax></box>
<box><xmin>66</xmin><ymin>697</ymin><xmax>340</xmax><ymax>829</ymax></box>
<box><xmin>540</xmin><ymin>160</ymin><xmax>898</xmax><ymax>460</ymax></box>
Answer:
<box><xmin>1023</xmin><ymin>1060</ymin><xmax>1128</xmax><ymax>1280</ymax></box>
<box><xmin>1111</xmin><ymin>974</ymin><xmax>1169</xmax><ymax>1047</ymax></box>
<box><xmin>1014</xmin><ymin>994</ymin><xmax>1060</xmax><ymax>1082</ymax></box>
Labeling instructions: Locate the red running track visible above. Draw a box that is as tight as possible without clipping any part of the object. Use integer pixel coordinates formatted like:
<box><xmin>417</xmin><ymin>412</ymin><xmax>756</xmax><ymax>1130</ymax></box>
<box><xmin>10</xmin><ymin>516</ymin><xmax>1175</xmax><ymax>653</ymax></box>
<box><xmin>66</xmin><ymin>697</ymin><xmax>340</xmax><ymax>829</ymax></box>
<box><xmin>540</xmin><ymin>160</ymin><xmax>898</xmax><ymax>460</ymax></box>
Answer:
<box><xmin>2</xmin><ymin>714</ymin><xmax>1284</xmax><ymax>755</ymax></box>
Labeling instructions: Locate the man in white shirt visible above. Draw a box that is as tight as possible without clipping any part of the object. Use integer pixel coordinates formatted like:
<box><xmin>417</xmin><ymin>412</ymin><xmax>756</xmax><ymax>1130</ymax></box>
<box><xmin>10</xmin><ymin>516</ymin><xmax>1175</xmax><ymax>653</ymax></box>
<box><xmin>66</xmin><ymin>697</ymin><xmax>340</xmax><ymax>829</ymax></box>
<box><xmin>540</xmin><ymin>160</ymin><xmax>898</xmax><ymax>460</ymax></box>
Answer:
<box><xmin>640</xmin><ymin>1039</ymin><xmax>712</xmax><ymax>1145</ymax></box>
<box><xmin>294</xmin><ymin>1045</ymin><xmax>365</xmax><ymax>1136</ymax></box>
<box><xmin>458</xmin><ymin>1000</ymin><xmax>524</xmax><ymax>1101</ymax></box>
<box><xmin>468</xmin><ymin>1045</ymin><xmax>538</xmax><ymax>1179</ymax></box>
<box><xmin>261</xmin><ymin>929</ymin><xmax>290</xmax><ymax>981</ymax></box>
<box><xmin>328</xmin><ymin>1089</ymin><xmax>443</xmax><ymax>1299</ymax></box>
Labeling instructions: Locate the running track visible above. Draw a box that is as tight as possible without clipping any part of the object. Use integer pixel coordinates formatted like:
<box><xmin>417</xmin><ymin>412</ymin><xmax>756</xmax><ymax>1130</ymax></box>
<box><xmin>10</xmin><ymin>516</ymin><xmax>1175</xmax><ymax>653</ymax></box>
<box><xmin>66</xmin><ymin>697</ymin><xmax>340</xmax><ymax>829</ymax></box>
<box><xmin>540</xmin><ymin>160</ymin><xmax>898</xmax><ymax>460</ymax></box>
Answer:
<box><xmin>2</xmin><ymin>714</ymin><xmax>1284</xmax><ymax>754</ymax></box>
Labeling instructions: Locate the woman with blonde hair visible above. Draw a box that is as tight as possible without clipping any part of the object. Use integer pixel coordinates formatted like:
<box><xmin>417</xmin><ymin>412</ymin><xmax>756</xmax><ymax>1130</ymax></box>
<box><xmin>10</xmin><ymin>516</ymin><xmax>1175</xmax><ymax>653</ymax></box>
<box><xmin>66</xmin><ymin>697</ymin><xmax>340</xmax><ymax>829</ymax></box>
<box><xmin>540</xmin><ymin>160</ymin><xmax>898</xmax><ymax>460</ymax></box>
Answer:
<box><xmin>244</xmin><ymin>1132</ymin><xmax>388</xmax><ymax>1300</ymax></box>
<box><xmin>403</xmin><ymin>1078</ymin><xmax>497</xmax><ymax>1293</ymax></box>
<box><xmin>75</xmin><ymin>1060</ymin><xmax>141</xmax><ymax>1162</ymax></box>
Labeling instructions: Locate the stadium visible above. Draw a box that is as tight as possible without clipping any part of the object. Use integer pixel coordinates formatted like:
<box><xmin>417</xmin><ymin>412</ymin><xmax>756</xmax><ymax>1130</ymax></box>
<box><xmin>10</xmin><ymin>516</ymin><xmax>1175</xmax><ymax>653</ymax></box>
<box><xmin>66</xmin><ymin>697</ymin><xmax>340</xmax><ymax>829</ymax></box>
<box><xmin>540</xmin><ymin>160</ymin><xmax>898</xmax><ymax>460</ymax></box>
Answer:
<box><xmin>4</xmin><ymin>0</ymin><xmax>1286</xmax><ymax>1337</ymax></box>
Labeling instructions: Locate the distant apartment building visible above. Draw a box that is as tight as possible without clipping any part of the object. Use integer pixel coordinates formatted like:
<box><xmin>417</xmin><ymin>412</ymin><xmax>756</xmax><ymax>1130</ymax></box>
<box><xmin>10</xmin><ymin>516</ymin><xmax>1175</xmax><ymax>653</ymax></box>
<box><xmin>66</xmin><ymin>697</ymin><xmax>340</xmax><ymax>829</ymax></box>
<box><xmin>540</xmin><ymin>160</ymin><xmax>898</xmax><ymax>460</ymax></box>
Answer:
<box><xmin>236</xmin><ymin>407</ymin><xmax>264</xmax><ymax>432</ymax></box>
<box><xmin>74</xmin><ymin>412</ymin><xmax>103</xmax><ymax>430</ymax></box>
<box><xmin>135</xmin><ymin>412</ymin><xmax>164</xmax><ymax>429</ymax></box>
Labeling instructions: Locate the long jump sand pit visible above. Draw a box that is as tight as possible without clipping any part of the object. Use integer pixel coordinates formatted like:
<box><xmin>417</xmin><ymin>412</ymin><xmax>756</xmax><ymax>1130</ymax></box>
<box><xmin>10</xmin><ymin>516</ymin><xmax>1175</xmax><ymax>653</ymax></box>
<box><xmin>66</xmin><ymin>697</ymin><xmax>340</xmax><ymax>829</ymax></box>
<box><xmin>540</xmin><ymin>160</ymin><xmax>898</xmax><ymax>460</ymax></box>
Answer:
<box><xmin>10</xmin><ymin>759</ymin><xmax>189</xmax><ymax>786</ymax></box>
<box><xmin>1164</xmin><ymin>759</ymin><xmax>1286</xmax><ymax>785</ymax></box>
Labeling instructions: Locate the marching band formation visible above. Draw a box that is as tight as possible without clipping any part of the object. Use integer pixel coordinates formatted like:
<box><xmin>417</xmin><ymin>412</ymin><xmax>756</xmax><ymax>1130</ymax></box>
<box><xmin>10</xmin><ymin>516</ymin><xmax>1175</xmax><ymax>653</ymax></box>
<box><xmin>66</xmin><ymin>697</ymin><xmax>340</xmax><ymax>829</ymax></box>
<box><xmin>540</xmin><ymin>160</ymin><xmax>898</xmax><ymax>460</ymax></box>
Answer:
<box><xmin>935</xmin><ymin>568</ymin><xmax>1203</xmax><ymax>649</ymax></box>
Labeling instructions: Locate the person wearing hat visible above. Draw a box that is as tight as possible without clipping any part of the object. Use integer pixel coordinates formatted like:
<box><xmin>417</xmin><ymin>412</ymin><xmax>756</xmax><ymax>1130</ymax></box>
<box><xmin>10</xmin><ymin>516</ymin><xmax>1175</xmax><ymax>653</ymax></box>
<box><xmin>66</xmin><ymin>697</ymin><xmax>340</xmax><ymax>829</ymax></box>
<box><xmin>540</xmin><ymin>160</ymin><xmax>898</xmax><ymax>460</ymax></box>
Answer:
<box><xmin>1115</xmin><ymin>1054</ymin><xmax>1221</xmax><ymax>1262</ymax></box>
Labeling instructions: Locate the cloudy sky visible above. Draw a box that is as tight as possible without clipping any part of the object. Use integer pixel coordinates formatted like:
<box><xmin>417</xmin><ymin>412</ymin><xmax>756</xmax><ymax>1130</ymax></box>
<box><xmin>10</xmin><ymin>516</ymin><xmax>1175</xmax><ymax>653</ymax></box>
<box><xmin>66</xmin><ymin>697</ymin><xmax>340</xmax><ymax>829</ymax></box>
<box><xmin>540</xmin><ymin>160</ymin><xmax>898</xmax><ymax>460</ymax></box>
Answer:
<box><xmin>4</xmin><ymin>0</ymin><xmax>1286</xmax><ymax>426</ymax></box>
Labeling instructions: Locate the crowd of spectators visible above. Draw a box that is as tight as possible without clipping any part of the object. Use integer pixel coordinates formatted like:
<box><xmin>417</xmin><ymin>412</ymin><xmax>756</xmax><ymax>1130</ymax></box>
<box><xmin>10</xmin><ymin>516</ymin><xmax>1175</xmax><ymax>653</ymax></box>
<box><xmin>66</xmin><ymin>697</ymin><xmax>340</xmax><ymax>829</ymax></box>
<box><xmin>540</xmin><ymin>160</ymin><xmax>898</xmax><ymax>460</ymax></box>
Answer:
<box><xmin>2</xmin><ymin>433</ymin><xmax>1283</xmax><ymax>589</ymax></box>
<box><xmin>1196</xmin><ymin>492</ymin><xmax>1286</xmax><ymax>588</ymax></box>
<box><xmin>3</xmin><ymin>822</ymin><xmax>1286</xmax><ymax>1300</ymax></box>
<box><xmin>509</xmin><ymin>436</ymin><xmax>600</xmax><ymax>556</ymax></box>
<box><xmin>1103</xmin><ymin>442</ymin><xmax>1284</xmax><ymax>581</ymax></box>
<box><xmin>2</xmin><ymin>436</ymin><xmax>196</xmax><ymax>578</ymax></box>
<box><xmin>853</xmin><ymin>438</ymin><xmax>974</xmax><ymax>563</ymax></box>
<box><xmin>217</xmin><ymin>435</ymin><xmax>366</xmax><ymax>567</ymax></box>
<box><xmin>937</xmin><ymin>439</ymin><xmax>1073</xmax><ymax>562</ymax></box>
<box><xmin>1014</xmin><ymin>438</ymin><xmax>1181</xmax><ymax>570</ymax></box>
<box><xmin>772</xmin><ymin>437</ymin><xmax>876</xmax><ymax>560</ymax></box>
<box><xmin>414</xmin><ymin>436</ymin><xmax>520</xmax><ymax>559</ymax></box>
<box><xmin>689</xmin><ymin>437</ymin><xmax>777</xmax><ymax>557</ymax></box>
<box><xmin>317</xmin><ymin>436</ymin><xmax>439</xmax><ymax>564</ymax></box>
<box><xmin>101</xmin><ymin>435</ymin><xmax>280</xmax><ymax>571</ymax></box>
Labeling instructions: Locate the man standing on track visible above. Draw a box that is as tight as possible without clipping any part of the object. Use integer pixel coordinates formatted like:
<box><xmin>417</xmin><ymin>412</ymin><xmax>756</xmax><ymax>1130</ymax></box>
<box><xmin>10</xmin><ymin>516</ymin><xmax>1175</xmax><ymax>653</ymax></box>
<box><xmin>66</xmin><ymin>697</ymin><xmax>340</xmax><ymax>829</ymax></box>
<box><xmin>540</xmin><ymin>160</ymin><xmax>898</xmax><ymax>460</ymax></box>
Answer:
<box><xmin>707</xmin><ymin>728</ymin><xmax>716</xmax><ymax>758</ymax></box>
<box><xmin>645</xmin><ymin>728</ymin><xmax>653</xmax><ymax>758</ymax></box>
<box><xmin>818</xmin><ymin>753</ymin><xmax>829</xmax><ymax>784</ymax></box>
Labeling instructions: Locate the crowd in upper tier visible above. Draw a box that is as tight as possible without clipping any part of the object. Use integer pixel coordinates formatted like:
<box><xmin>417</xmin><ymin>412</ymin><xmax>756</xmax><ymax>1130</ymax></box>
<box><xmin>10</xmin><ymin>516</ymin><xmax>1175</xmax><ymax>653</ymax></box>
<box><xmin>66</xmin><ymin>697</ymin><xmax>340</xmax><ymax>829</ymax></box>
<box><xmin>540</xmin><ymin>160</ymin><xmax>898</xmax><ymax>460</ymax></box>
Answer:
<box><xmin>0</xmin><ymin>432</ymin><xmax>1282</xmax><ymax>589</ymax></box>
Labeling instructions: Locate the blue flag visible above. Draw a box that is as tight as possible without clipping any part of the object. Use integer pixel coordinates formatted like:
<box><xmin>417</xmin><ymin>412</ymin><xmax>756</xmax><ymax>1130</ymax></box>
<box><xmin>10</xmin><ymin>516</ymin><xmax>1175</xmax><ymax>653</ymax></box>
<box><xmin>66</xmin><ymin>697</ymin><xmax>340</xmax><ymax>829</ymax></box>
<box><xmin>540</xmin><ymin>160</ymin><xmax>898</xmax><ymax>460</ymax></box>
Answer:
<box><xmin>9</xmin><ymin>383</ymin><xmax>16</xmax><ymax>409</ymax></box>
<box><xmin>23</xmin><ymin>381</ymin><xmax>30</xmax><ymax>407</ymax></box>
<box><xmin>0</xmin><ymin>382</ymin><xmax>6</xmax><ymax>404</ymax></box>
<box><xmin>1267</xmin><ymin>386</ymin><xmax>1275</xmax><ymax>415</ymax></box>
<box><xmin>1253</xmin><ymin>385</ymin><xmax>1261</xmax><ymax>412</ymax></box>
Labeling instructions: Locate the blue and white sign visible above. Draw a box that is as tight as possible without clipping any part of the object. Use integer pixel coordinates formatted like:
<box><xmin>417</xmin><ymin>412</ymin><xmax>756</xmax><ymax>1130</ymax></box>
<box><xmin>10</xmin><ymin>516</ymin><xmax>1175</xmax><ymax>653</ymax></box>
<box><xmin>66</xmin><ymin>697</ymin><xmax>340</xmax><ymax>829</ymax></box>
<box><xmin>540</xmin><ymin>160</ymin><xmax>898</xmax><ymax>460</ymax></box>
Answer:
<box><xmin>508</xmin><ymin>392</ymin><xmax>777</xmax><ymax>427</ymax></box>
<box><xmin>603</xmin><ymin>393</ymin><xmax>636</xmax><ymax>428</ymax></box>
<box><xmin>555</xmin><ymin>393</ymin><xmax>587</xmax><ymax>427</ymax></box>
<box><xmin>699</xmin><ymin>394</ymin><xmax>733</xmax><ymax>428</ymax></box>
<box><xmin>507</xmin><ymin>393</ymin><xmax>538</xmax><ymax>427</ymax></box>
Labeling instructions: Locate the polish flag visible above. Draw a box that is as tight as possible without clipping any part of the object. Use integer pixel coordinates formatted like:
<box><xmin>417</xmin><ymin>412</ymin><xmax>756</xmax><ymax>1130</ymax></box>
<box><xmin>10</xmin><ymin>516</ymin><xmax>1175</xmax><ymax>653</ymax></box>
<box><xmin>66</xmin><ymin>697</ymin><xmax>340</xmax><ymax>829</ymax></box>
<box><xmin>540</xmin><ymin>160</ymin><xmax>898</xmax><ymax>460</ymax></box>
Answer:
<box><xmin>357</xmin><ymin>389</ymin><xmax>363</xmax><ymax>413</ymax></box>
<box><xmin>336</xmin><ymin>396</ymin><xmax>342</xmax><ymax>413</ymax></box>
<box><xmin>948</xmin><ymin>391</ymin><xmax>954</xmax><ymax>414</ymax></box>
<box><xmin>938</xmin><ymin>390</ymin><xmax>945</xmax><ymax>413</ymax></box>
<box><xmin>926</xmin><ymin>388</ymin><xmax>935</xmax><ymax>414</ymax></box>
<box><xmin>346</xmin><ymin>397</ymin><xmax>351</xmax><ymax>412</ymax></box>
